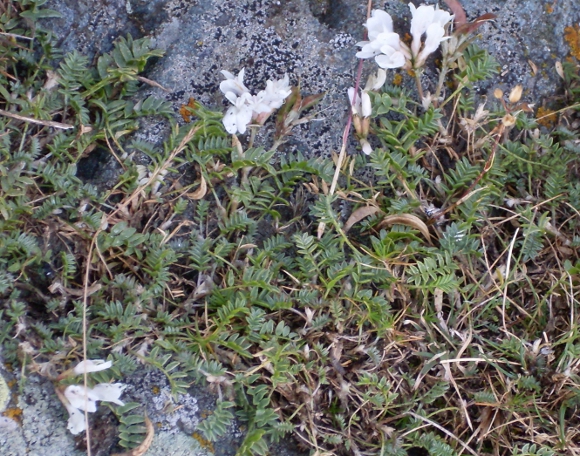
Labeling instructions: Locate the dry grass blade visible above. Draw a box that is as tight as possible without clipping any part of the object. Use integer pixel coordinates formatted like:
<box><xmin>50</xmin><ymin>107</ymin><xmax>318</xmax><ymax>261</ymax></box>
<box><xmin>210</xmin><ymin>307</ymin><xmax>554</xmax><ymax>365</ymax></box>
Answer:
<box><xmin>0</xmin><ymin>107</ymin><xmax>74</xmax><ymax>129</ymax></box>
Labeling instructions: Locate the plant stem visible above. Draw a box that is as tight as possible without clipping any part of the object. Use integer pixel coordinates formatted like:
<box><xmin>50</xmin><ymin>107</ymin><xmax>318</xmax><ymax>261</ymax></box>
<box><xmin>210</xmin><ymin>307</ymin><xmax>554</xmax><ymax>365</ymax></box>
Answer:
<box><xmin>414</xmin><ymin>68</ymin><xmax>425</xmax><ymax>103</ymax></box>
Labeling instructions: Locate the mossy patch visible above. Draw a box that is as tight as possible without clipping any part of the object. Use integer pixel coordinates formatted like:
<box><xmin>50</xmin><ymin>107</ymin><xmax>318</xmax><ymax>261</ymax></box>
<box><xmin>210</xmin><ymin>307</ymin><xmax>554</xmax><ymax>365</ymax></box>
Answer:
<box><xmin>564</xmin><ymin>24</ymin><xmax>580</xmax><ymax>60</ymax></box>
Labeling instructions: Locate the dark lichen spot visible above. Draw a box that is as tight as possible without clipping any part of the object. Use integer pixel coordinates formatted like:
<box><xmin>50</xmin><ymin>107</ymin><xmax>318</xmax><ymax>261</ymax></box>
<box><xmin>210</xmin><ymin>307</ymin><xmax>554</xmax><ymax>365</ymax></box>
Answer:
<box><xmin>308</xmin><ymin>0</ymin><xmax>353</xmax><ymax>30</ymax></box>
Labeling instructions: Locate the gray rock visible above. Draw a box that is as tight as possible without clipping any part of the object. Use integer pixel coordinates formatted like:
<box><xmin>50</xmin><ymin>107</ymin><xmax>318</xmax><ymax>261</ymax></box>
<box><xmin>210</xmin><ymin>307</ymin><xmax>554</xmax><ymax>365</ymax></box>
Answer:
<box><xmin>0</xmin><ymin>366</ymin><xmax>304</xmax><ymax>456</ymax></box>
<box><xmin>41</xmin><ymin>0</ymin><xmax>578</xmax><ymax>160</ymax></box>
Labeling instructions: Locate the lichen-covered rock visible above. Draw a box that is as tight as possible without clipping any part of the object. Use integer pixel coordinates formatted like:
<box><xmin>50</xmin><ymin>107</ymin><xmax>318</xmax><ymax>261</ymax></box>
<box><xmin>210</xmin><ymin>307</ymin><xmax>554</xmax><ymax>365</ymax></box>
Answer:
<box><xmin>42</xmin><ymin>0</ymin><xmax>577</xmax><ymax>159</ymax></box>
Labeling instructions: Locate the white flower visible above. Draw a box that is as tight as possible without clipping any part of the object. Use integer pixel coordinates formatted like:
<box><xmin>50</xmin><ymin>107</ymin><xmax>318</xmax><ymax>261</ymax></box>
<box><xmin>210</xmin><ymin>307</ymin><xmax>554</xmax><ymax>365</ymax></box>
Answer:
<box><xmin>375</xmin><ymin>39</ymin><xmax>408</xmax><ymax>69</ymax></box>
<box><xmin>222</xmin><ymin>91</ymin><xmax>254</xmax><ymax>134</ymax></box>
<box><xmin>348</xmin><ymin>88</ymin><xmax>372</xmax><ymax>118</ymax></box>
<box><xmin>64</xmin><ymin>385</ymin><xmax>99</xmax><ymax>412</ymax></box>
<box><xmin>66</xmin><ymin>405</ymin><xmax>86</xmax><ymax>435</ymax></box>
<box><xmin>219</xmin><ymin>69</ymin><xmax>249</xmax><ymax>97</ymax></box>
<box><xmin>90</xmin><ymin>383</ymin><xmax>127</xmax><ymax>406</ymax></box>
<box><xmin>59</xmin><ymin>360</ymin><xmax>127</xmax><ymax>435</ymax></box>
<box><xmin>364</xmin><ymin>9</ymin><xmax>395</xmax><ymax>42</ymax></box>
<box><xmin>409</xmin><ymin>4</ymin><xmax>453</xmax><ymax>67</ymax></box>
<box><xmin>220</xmin><ymin>71</ymin><xmax>293</xmax><ymax>134</ymax></box>
<box><xmin>62</xmin><ymin>382</ymin><xmax>127</xmax><ymax>434</ymax></box>
<box><xmin>73</xmin><ymin>359</ymin><xmax>112</xmax><ymax>375</ymax></box>
<box><xmin>356</xmin><ymin>10</ymin><xmax>408</xmax><ymax>69</ymax></box>
<box><xmin>258</xmin><ymin>74</ymin><xmax>292</xmax><ymax>111</ymax></box>
<box><xmin>365</xmin><ymin>68</ymin><xmax>387</xmax><ymax>91</ymax></box>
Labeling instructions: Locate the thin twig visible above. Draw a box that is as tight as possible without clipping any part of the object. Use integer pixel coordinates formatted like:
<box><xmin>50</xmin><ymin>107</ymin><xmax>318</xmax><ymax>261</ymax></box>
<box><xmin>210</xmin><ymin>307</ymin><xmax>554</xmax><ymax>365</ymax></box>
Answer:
<box><xmin>0</xmin><ymin>108</ymin><xmax>74</xmax><ymax>129</ymax></box>
<box><xmin>82</xmin><ymin>235</ymin><xmax>99</xmax><ymax>456</ymax></box>
<box><xmin>0</xmin><ymin>31</ymin><xmax>34</xmax><ymax>40</ymax></box>
<box><xmin>136</xmin><ymin>75</ymin><xmax>171</xmax><ymax>92</ymax></box>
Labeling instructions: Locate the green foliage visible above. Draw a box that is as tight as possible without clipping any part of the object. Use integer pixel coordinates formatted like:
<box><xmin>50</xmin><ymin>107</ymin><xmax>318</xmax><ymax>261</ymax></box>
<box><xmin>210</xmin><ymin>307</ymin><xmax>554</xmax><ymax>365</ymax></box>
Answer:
<box><xmin>1</xmin><ymin>3</ymin><xmax>579</xmax><ymax>456</ymax></box>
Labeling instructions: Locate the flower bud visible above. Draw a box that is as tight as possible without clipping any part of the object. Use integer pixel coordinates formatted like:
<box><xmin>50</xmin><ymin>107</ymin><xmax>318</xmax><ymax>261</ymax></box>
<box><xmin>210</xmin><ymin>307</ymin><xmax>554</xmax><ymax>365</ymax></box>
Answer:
<box><xmin>353</xmin><ymin>115</ymin><xmax>362</xmax><ymax>134</ymax></box>
<box><xmin>509</xmin><ymin>84</ymin><xmax>523</xmax><ymax>103</ymax></box>
<box><xmin>360</xmin><ymin>139</ymin><xmax>373</xmax><ymax>155</ymax></box>
<box><xmin>493</xmin><ymin>88</ymin><xmax>503</xmax><ymax>99</ymax></box>
<box><xmin>362</xmin><ymin>117</ymin><xmax>370</xmax><ymax>137</ymax></box>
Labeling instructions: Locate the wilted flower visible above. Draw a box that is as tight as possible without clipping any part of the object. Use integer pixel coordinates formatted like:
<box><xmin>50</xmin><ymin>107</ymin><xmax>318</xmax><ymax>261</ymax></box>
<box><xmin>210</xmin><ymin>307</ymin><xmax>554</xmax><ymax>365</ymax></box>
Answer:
<box><xmin>57</xmin><ymin>360</ymin><xmax>127</xmax><ymax>435</ymax></box>
<box><xmin>65</xmin><ymin>404</ymin><xmax>86</xmax><ymax>435</ymax></box>
<box><xmin>348</xmin><ymin>88</ymin><xmax>373</xmax><ymax>155</ymax></box>
<box><xmin>409</xmin><ymin>4</ymin><xmax>454</xmax><ymax>68</ymax></box>
<box><xmin>64</xmin><ymin>385</ymin><xmax>99</xmax><ymax>412</ymax></box>
<box><xmin>508</xmin><ymin>84</ymin><xmax>523</xmax><ymax>103</ymax></box>
<box><xmin>90</xmin><ymin>383</ymin><xmax>127</xmax><ymax>406</ymax></box>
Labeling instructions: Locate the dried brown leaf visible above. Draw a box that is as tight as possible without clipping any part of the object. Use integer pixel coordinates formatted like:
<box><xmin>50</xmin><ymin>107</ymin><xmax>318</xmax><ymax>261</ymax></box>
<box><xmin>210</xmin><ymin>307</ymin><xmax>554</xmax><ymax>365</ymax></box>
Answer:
<box><xmin>455</xmin><ymin>13</ymin><xmax>496</xmax><ymax>35</ymax></box>
<box><xmin>443</xmin><ymin>0</ymin><xmax>467</xmax><ymax>26</ymax></box>
<box><xmin>377</xmin><ymin>214</ymin><xmax>432</xmax><ymax>244</ymax></box>
<box><xmin>343</xmin><ymin>206</ymin><xmax>382</xmax><ymax>232</ymax></box>
<box><xmin>187</xmin><ymin>175</ymin><xmax>207</xmax><ymax>200</ymax></box>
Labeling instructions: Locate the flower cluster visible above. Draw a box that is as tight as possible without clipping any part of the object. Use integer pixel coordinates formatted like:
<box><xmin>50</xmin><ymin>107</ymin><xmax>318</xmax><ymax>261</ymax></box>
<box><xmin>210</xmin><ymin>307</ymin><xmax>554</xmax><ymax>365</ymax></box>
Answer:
<box><xmin>58</xmin><ymin>359</ymin><xmax>126</xmax><ymax>435</ymax></box>
<box><xmin>348</xmin><ymin>68</ymin><xmax>387</xmax><ymax>155</ymax></box>
<box><xmin>220</xmin><ymin>69</ymin><xmax>292</xmax><ymax>134</ymax></box>
<box><xmin>356</xmin><ymin>4</ymin><xmax>453</xmax><ymax>70</ymax></box>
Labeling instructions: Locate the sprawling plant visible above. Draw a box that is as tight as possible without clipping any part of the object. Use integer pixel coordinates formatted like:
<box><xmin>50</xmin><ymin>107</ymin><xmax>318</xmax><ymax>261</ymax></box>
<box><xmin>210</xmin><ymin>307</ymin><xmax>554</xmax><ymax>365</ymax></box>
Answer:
<box><xmin>1</xmin><ymin>1</ymin><xmax>580</xmax><ymax>455</ymax></box>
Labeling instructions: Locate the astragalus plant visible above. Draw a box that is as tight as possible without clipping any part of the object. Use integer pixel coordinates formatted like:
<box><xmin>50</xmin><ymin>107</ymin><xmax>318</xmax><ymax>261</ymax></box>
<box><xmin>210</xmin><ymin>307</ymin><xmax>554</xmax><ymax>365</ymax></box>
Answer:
<box><xmin>1</xmin><ymin>1</ymin><xmax>580</xmax><ymax>456</ymax></box>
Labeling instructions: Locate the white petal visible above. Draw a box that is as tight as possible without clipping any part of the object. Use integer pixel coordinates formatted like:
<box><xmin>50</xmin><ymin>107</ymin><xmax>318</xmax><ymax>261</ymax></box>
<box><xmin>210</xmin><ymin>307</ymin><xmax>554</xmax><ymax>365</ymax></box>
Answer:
<box><xmin>366</xmin><ymin>69</ymin><xmax>387</xmax><ymax>91</ymax></box>
<box><xmin>219</xmin><ymin>68</ymin><xmax>249</xmax><ymax>97</ymax></box>
<box><xmin>223</xmin><ymin>107</ymin><xmax>239</xmax><ymax>134</ymax></box>
<box><xmin>417</xmin><ymin>23</ymin><xmax>446</xmax><ymax>66</ymax></box>
<box><xmin>375</xmin><ymin>50</ymin><xmax>406</xmax><ymax>69</ymax></box>
<box><xmin>365</xmin><ymin>10</ymin><xmax>394</xmax><ymax>41</ymax></box>
<box><xmin>409</xmin><ymin>4</ymin><xmax>435</xmax><ymax>56</ymax></box>
<box><xmin>73</xmin><ymin>359</ymin><xmax>112</xmax><ymax>375</ymax></box>
<box><xmin>356</xmin><ymin>45</ymin><xmax>379</xmax><ymax>59</ymax></box>
<box><xmin>90</xmin><ymin>383</ymin><xmax>127</xmax><ymax>406</ymax></box>
<box><xmin>347</xmin><ymin>87</ymin><xmax>361</xmax><ymax>116</ymax></box>
<box><xmin>225</xmin><ymin>91</ymin><xmax>240</xmax><ymax>105</ymax></box>
<box><xmin>375</xmin><ymin>32</ymin><xmax>402</xmax><ymax>49</ymax></box>
<box><xmin>361</xmin><ymin>91</ymin><xmax>372</xmax><ymax>118</ymax></box>
<box><xmin>433</xmin><ymin>8</ymin><xmax>453</xmax><ymax>27</ymax></box>
<box><xmin>64</xmin><ymin>385</ymin><xmax>98</xmax><ymax>412</ymax></box>
<box><xmin>236</xmin><ymin>107</ymin><xmax>253</xmax><ymax>134</ymax></box>
<box><xmin>67</xmin><ymin>408</ymin><xmax>86</xmax><ymax>435</ymax></box>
